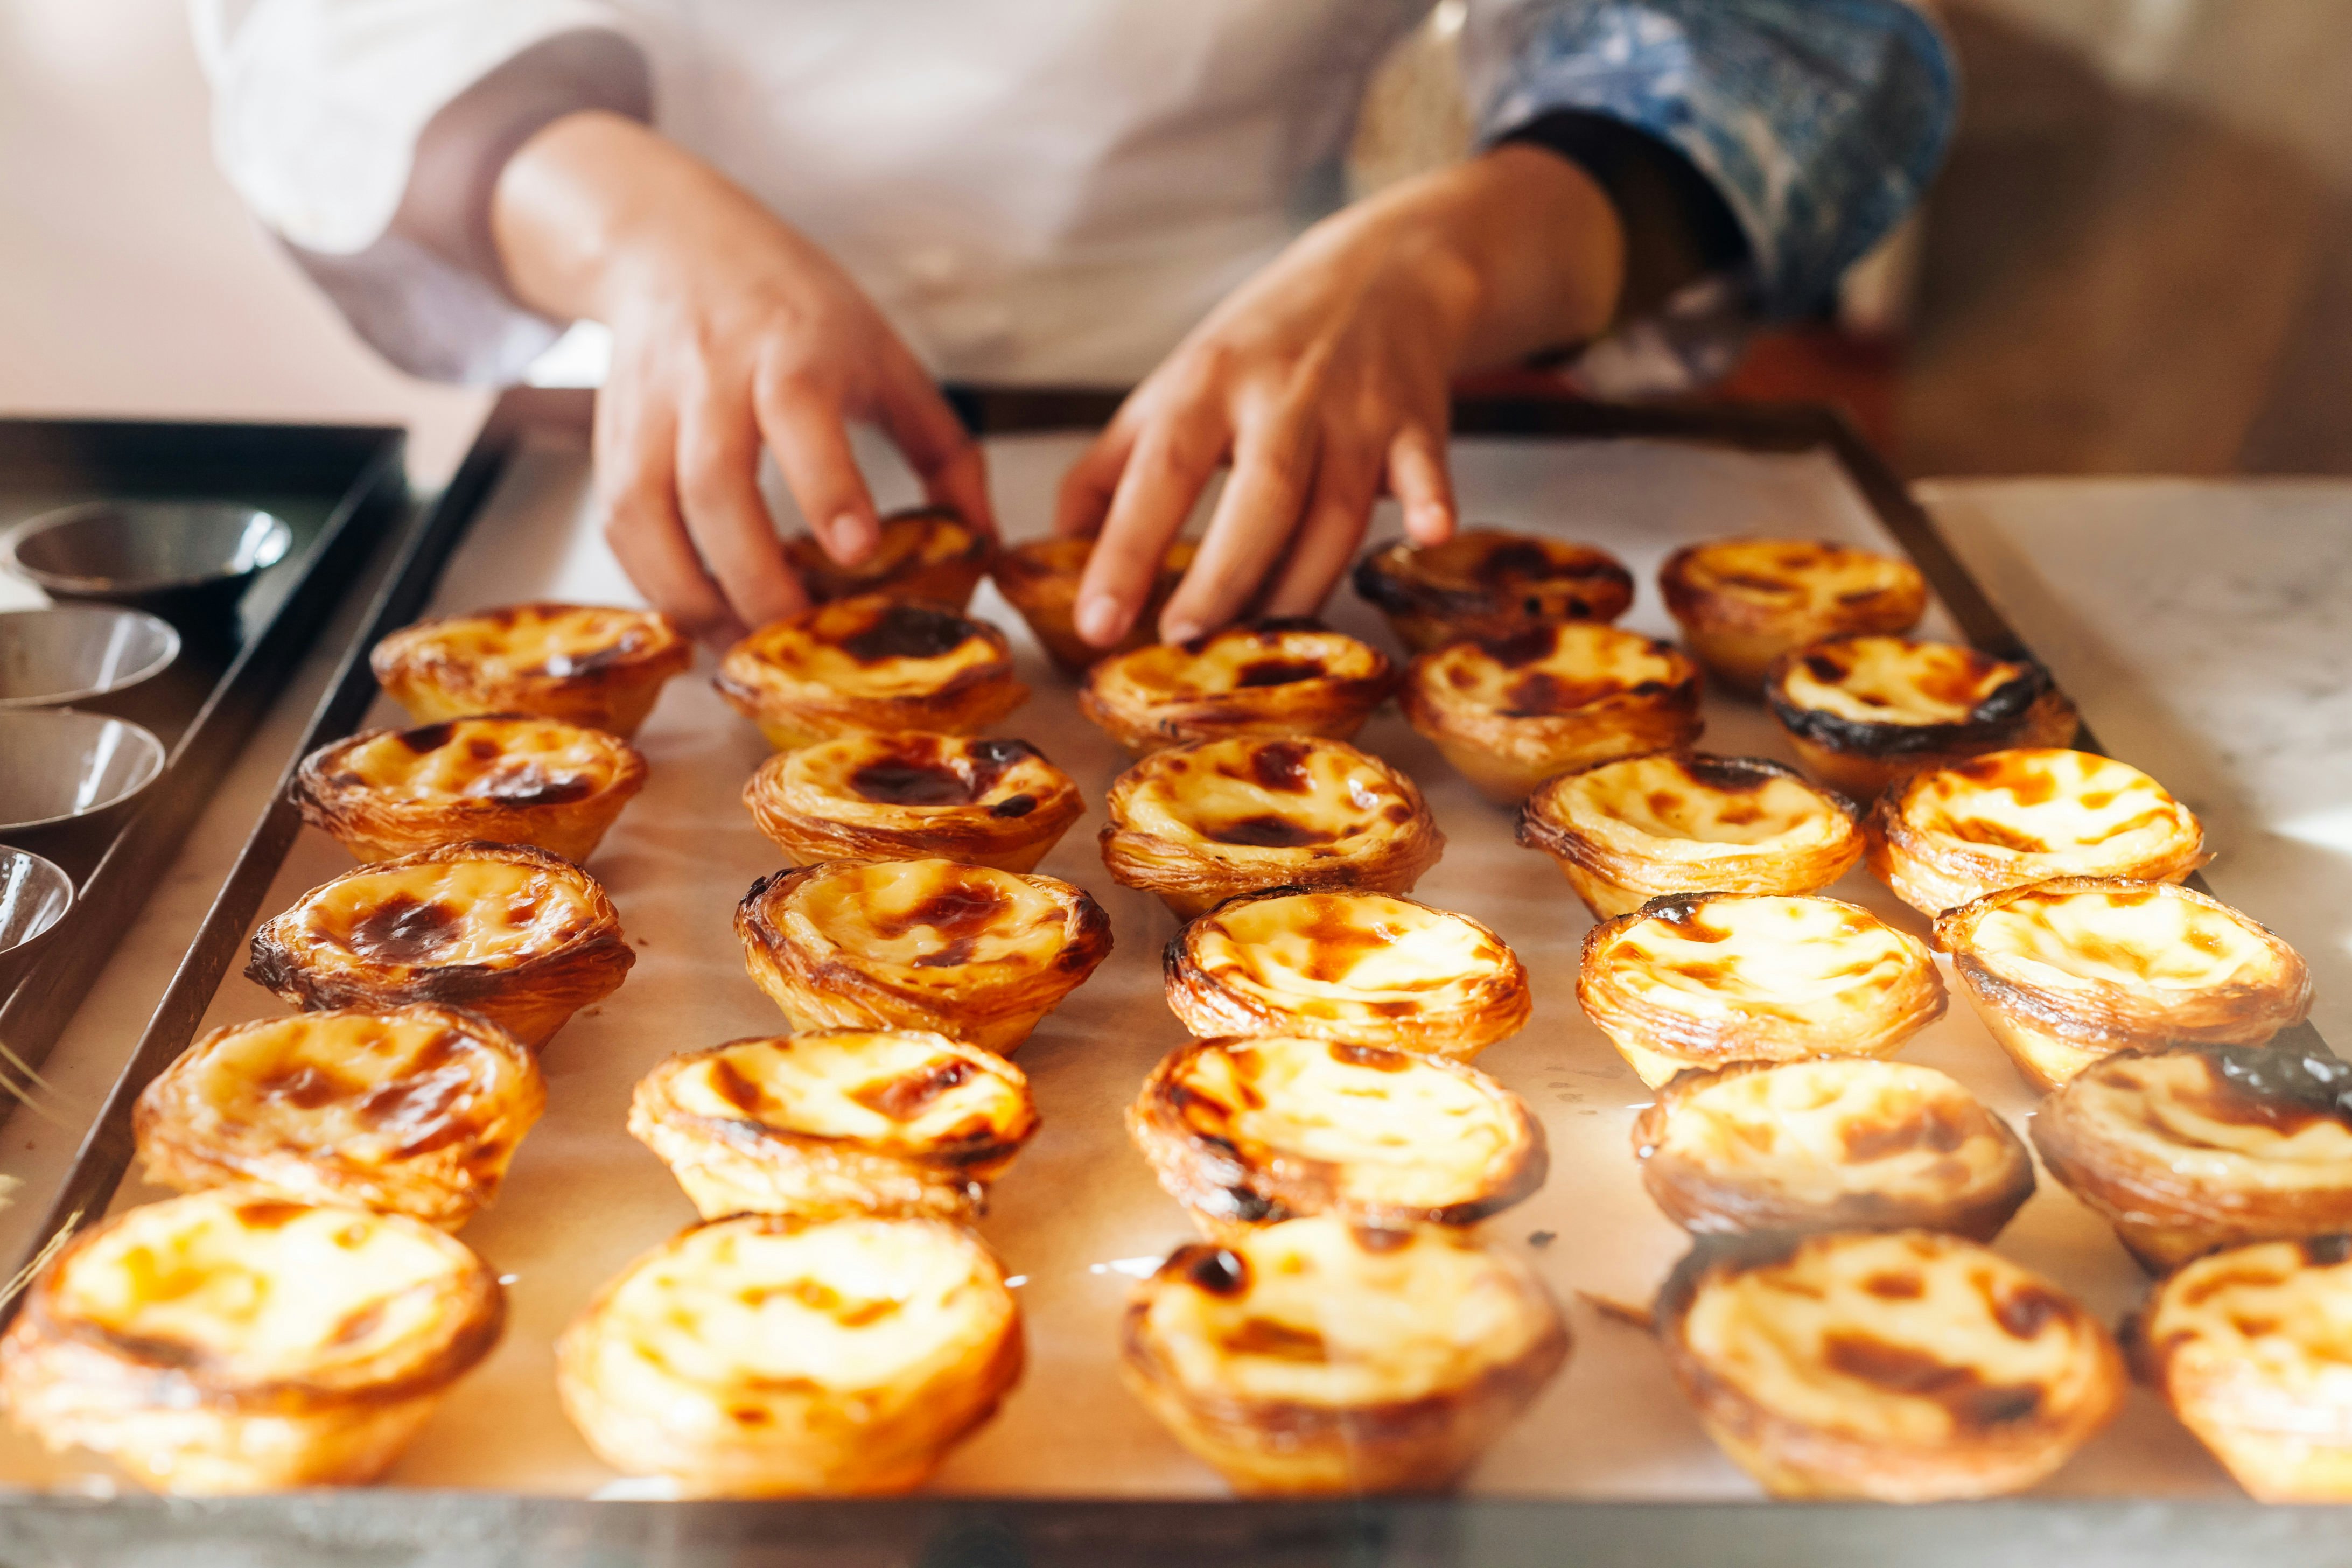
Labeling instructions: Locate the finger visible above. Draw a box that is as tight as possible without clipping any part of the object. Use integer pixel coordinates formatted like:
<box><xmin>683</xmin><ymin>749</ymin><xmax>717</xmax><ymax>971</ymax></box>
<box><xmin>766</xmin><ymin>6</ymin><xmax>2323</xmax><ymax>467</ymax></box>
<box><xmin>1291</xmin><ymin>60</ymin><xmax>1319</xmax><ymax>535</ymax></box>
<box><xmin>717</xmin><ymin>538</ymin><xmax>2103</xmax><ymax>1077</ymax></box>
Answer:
<box><xmin>1156</xmin><ymin>410</ymin><xmax>1318</xmax><ymax>642</ymax></box>
<box><xmin>1386</xmin><ymin>419</ymin><xmax>1457</xmax><ymax>547</ymax></box>
<box><xmin>873</xmin><ymin>355</ymin><xmax>998</xmax><ymax>540</ymax></box>
<box><xmin>593</xmin><ymin>389</ymin><xmax>740</xmax><ymax>643</ymax></box>
<box><xmin>1072</xmin><ymin>410</ymin><xmax>1227</xmax><ymax>648</ymax></box>
<box><xmin>676</xmin><ymin>388</ymin><xmax>810</xmax><ymax>631</ymax></box>
<box><xmin>1261</xmin><ymin>442</ymin><xmax>1382</xmax><ymax>618</ymax></box>
<box><xmin>1052</xmin><ymin>413</ymin><xmax>1141</xmax><ymax>541</ymax></box>
<box><xmin>752</xmin><ymin>375</ymin><xmax>880</xmax><ymax>566</ymax></box>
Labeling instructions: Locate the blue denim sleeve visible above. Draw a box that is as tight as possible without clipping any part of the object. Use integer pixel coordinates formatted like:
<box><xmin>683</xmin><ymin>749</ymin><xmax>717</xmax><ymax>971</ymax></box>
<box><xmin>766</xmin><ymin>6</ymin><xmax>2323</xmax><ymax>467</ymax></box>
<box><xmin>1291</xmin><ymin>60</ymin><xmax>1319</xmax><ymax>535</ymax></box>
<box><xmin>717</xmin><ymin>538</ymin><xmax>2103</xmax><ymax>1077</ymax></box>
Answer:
<box><xmin>1464</xmin><ymin>0</ymin><xmax>1958</xmax><ymax>319</ymax></box>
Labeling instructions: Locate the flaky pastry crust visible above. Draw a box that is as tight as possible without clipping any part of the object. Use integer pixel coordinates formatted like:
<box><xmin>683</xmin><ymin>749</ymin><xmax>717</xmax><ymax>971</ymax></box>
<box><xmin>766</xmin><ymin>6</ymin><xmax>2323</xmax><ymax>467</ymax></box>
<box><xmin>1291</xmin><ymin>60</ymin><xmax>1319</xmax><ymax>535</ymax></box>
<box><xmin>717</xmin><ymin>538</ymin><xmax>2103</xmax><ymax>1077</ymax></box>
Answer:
<box><xmin>556</xmin><ymin>1213</ymin><xmax>1022</xmax><ymax>1495</ymax></box>
<box><xmin>2137</xmin><ymin>1235</ymin><xmax>2352</xmax><ymax>1501</ymax></box>
<box><xmin>294</xmin><ymin>713</ymin><xmax>647</xmax><ymax>864</ymax></box>
<box><xmin>735</xmin><ymin>857</ymin><xmax>1111</xmax><ymax>1055</ymax></box>
<box><xmin>246</xmin><ymin>841</ymin><xmax>633</xmax><ymax>1049</ymax></box>
<box><xmin>2034</xmin><ymin>1045</ymin><xmax>2352</xmax><ymax>1271</ymax></box>
<box><xmin>630</xmin><ymin>1030</ymin><xmax>1038</xmax><ymax>1222</ymax></box>
<box><xmin>780</xmin><ymin>506</ymin><xmax>991</xmax><ymax>608</ymax></box>
<box><xmin>1765</xmin><ymin>635</ymin><xmax>2080</xmax><ymax>799</ymax></box>
<box><xmin>1658</xmin><ymin>538</ymin><xmax>1927</xmax><ymax>696</ymax></box>
<box><xmin>1351</xmin><ymin>529</ymin><xmax>1633</xmax><ymax>654</ymax></box>
<box><xmin>369</xmin><ymin>602</ymin><xmax>690</xmax><ymax>739</ymax></box>
<box><xmin>133</xmin><ymin>1004</ymin><xmax>544</xmax><ymax>1230</ymax></box>
<box><xmin>715</xmin><ymin>595</ymin><xmax>1027</xmax><ymax>751</ymax></box>
<box><xmin>1163</xmin><ymin>888</ymin><xmax>1528</xmax><ymax>1059</ymax></box>
<box><xmin>742</xmin><ymin>731</ymin><xmax>1083</xmax><ymax>874</ymax></box>
<box><xmin>1099</xmin><ymin>736</ymin><xmax>1444</xmax><ymax>918</ymax></box>
<box><xmin>1937</xmin><ymin>877</ymin><xmax>2311</xmax><ymax>1092</ymax></box>
<box><xmin>1656</xmin><ymin>1229</ymin><xmax>2123</xmax><ymax>1500</ymax></box>
<box><xmin>1128</xmin><ymin>1034</ymin><xmax>1546</xmax><ymax>1241</ymax></box>
<box><xmin>1401</xmin><ymin>621</ymin><xmax>1702</xmax><ymax>803</ymax></box>
<box><xmin>0</xmin><ymin>1188</ymin><xmax>503</xmax><ymax>1493</ymax></box>
<box><xmin>1578</xmin><ymin>892</ymin><xmax>1946</xmax><ymax>1088</ymax></box>
<box><xmin>990</xmin><ymin>535</ymin><xmax>1197</xmax><ymax>673</ymax></box>
<box><xmin>1120</xmin><ymin>1216</ymin><xmax>1567</xmax><ymax>1494</ymax></box>
<box><xmin>1633</xmin><ymin>1059</ymin><xmax>2033</xmax><ymax>1242</ymax></box>
<box><xmin>1079</xmin><ymin>617</ymin><xmax>1395</xmax><ymax>753</ymax></box>
<box><xmin>1516</xmin><ymin>751</ymin><xmax>1863</xmax><ymax>919</ymax></box>
<box><xmin>1867</xmin><ymin>748</ymin><xmax>2207</xmax><ymax>917</ymax></box>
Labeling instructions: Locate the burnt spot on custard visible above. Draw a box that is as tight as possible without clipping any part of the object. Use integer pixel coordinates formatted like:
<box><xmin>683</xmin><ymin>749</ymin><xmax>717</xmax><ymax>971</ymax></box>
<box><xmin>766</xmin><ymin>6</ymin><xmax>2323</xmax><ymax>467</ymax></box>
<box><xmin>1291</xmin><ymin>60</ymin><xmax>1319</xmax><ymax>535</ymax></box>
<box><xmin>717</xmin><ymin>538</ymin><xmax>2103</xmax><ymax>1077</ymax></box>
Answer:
<box><xmin>1838</xmin><ymin>1101</ymin><xmax>1976</xmax><ymax>1164</ymax></box>
<box><xmin>851</xmin><ymin>1056</ymin><xmax>977</xmax><ymax>1120</ymax></box>
<box><xmin>841</xmin><ymin>602</ymin><xmax>982</xmax><ymax>663</ymax></box>
<box><xmin>1245</xmin><ymin>739</ymin><xmax>1316</xmax><ymax>794</ymax></box>
<box><xmin>466</xmin><ymin>760</ymin><xmax>597</xmax><ymax>807</ymax></box>
<box><xmin>1218</xmin><ymin>1316</ymin><xmax>1329</xmax><ymax>1361</ymax></box>
<box><xmin>1175</xmin><ymin>1244</ymin><xmax>1251</xmax><ymax>1297</ymax></box>
<box><xmin>1202</xmin><ymin>815</ymin><xmax>1336</xmax><ymax>849</ymax></box>
<box><xmin>347</xmin><ymin>893</ymin><xmax>466</xmax><ymax>964</ymax></box>
<box><xmin>397</xmin><ymin>721</ymin><xmax>460</xmax><ymax>754</ymax></box>
<box><xmin>848</xmin><ymin>736</ymin><xmax>1039</xmax><ymax>807</ymax></box>
<box><xmin>1354</xmin><ymin>535</ymin><xmax>1633</xmax><ymax>620</ymax></box>
<box><xmin>1819</xmin><ymin>1332</ymin><xmax>2045</xmax><ymax>1429</ymax></box>
<box><xmin>532</xmin><ymin>639</ymin><xmax>643</xmax><ymax>678</ymax></box>
<box><xmin>870</xmin><ymin>883</ymin><xmax>1016</xmax><ymax>952</ymax></box>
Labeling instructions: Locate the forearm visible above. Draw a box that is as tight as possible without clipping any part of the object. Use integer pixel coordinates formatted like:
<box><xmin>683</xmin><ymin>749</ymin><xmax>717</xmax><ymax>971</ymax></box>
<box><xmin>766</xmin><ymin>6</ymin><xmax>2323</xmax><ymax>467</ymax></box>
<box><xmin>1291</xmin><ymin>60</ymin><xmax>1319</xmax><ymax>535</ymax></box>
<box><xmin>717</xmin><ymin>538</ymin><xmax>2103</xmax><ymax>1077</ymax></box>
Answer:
<box><xmin>491</xmin><ymin>109</ymin><xmax>782</xmax><ymax>322</ymax></box>
<box><xmin>1325</xmin><ymin>142</ymin><xmax>1626</xmax><ymax>374</ymax></box>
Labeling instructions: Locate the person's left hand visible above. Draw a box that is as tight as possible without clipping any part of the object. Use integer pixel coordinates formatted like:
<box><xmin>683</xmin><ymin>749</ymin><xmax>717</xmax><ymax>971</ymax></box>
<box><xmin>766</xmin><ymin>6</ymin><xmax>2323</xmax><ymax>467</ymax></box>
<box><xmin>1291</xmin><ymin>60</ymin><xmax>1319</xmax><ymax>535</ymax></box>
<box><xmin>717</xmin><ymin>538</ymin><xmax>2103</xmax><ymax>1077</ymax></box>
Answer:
<box><xmin>1054</xmin><ymin>144</ymin><xmax>1626</xmax><ymax>648</ymax></box>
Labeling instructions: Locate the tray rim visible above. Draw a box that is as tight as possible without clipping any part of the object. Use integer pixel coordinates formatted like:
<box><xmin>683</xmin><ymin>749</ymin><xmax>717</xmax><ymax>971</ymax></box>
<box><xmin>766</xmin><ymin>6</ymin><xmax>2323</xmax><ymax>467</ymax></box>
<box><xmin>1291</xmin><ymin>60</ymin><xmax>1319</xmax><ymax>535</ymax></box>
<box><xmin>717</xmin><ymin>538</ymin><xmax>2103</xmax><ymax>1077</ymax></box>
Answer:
<box><xmin>3</xmin><ymin>387</ymin><xmax>2334</xmax><ymax>1549</ymax></box>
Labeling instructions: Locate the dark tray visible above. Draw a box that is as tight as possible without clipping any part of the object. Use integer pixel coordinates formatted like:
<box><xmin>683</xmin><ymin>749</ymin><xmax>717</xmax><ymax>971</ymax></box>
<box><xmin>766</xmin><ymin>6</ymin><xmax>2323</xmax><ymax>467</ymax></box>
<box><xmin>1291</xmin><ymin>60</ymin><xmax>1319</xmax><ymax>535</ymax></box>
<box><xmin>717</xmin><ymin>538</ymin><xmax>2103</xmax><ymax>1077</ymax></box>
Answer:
<box><xmin>2</xmin><ymin>389</ymin><xmax>2339</xmax><ymax>1566</ymax></box>
<box><xmin>0</xmin><ymin>418</ymin><xmax>405</xmax><ymax>1086</ymax></box>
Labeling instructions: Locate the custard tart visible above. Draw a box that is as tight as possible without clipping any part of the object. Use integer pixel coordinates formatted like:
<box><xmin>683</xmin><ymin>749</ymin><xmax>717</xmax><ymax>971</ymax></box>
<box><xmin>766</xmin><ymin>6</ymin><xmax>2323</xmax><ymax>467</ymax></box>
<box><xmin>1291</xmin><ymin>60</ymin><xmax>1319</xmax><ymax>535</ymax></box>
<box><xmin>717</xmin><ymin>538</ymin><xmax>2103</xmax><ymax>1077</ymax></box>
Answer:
<box><xmin>742</xmin><ymin>731</ymin><xmax>1082</xmax><ymax>874</ymax></box>
<box><xmin>1765</xmin><ymin>634</ymin><xmax>2080</xmax><ymax>800</ymax></box>
<box><xmin>1080</xmin><ymin>618</ymin><xmax>1395</xmax><ymax>754</ymax></box>
<box><xmin>1936</xmin><ymin>878</ymin><xmax>2311</xmax><ymax>1093</ymax></box>
<box><xmin>630</xmin><ymin>1030</ymin><xmax>1038</xmax><ymax>1223</ymax></box>
<box><xmin>1163</xmin><ymin>888</ymin><xmax>1528</xmax><ymax>1060</ymax></box>
<box><xmin>1633</xmin><ymin>1059</ymin><xmax>2034</xmax><ymax>1243</ymax></box>
<box><xmin>736</xmin><ymin>857</ymin><xmax>1111</xmax><ymax>1055</ymax></box>
<box><xmin>133</xmin><ymin>1004</ymin><xmax>544</xmax><ymax>1231</ymax></box>
<box><xmin>370</xmin><ymin>602</ymin><xmax>690</xmax><ymax>738</ymax></box>
<box><xmin>0</xmin><ymin>1188</ymin><xmax>503</xmax><ymax>1493</ymax></box>
<box><xmin>556</xmin><ymin>1213</ymin><xmax>1021</xmax><ymax>1496</ymax></box>
<box><xmin>1128</xmin><ymin>1034</ymin><xmax>1546</xmax><ymax>1242</ymax></box>
<box><xmin>247</xmin><ymin>841</ymin><xmax>633</xmax><ymax>1049</ymax></box>
<box><xmin>1658</xmin><ymin>538</ymin><xmax>1928</xmax><ymax>696</ymax></box>
<box><xmin>990</xmin><ymin>535</ymin><xmax>1197</xmax><ymax>673</ymax></box>
<box><xmin>1099</xmin><ymin>736</ymin><xmax>1443</xmax><ymax>918</ymax></box>
<box><xmin>2138</xmin><ymin>1235</ymin><xmax>2352</xmax><ymax>1501</ymax></box>
<box><xmin>2033</xmin><ymin>1045</ymin><xmax>2352</xmax><ymax>1271</ymax></box>
<box><xmin>1401</xmin><ymin>621</ymin><xmax>1702</xmax><ymax>803</ymax></box>
<box><xmin>780</xmin><ymin>505</ymin><xmax>990</xmax><ymax>609</ymax></box>
<box><xmin>1121</xmin><ymin>1216</ymin><xmax>1567</xmax><ymax>1494</ymax></box>
<box><xmin>1657</xmin><ymin>1229</ymin><xmax>2123</xmax><ymax>1500</ymax></box>
<box><xmin>1867</xmin><ymin>748</ymin><xmax>2207</xmax><ymax>918</ymax></box>
<box><xmin>1352</xmin><ymin>528</ymin><xmax>1634</xmax><ymax>654</ymax></box>
<box><xmin>295</xmin><ymin>714</ymin><xmax>647</xmax><ymax>864</ymax></box>
<box><xmin>1517</xmin><ymin>751</ymin><xmax>1863</xmax><ymax>919</ymax></box>
<box><xmin>1578</xmin><ymin>892</ymin><xmax>1945</xmax><ymax>1088</ymax></box>
<box><xmin>716</xmin><ymin>594</ymin><xmax>1027</xmax><ymax>751</ymax></box>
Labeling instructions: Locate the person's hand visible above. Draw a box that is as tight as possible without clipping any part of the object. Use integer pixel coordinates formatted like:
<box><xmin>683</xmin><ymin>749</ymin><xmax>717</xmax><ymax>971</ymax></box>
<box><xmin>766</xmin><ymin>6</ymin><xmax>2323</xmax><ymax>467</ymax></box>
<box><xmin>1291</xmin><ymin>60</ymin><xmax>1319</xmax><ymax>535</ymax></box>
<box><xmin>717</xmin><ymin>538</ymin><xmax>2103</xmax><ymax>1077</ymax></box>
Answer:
<box><xmin>492</xmin><ymin>111</ymin><xmax>992</xmax><ymax>644</ymax></box>
<box><xmin>1055</xmin><ymin>144</ymin><xmax>1624</xmax><ymax>648</ymax></box>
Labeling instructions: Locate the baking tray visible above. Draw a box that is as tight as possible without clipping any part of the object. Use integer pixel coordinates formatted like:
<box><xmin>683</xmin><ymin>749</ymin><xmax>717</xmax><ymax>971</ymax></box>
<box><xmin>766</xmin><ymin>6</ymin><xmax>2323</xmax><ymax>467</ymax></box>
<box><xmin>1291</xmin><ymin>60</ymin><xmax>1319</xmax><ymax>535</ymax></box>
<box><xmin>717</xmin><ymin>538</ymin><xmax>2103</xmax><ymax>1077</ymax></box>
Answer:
<box><xmin>1</xmin><ymin>388</ymin><xmax>2343</xmax><ymax>1565</ymax></box>
<box><xmin>0</xmin><ymin>418</ymin><xmax>407</xmax><ymax>1085</ymax></box>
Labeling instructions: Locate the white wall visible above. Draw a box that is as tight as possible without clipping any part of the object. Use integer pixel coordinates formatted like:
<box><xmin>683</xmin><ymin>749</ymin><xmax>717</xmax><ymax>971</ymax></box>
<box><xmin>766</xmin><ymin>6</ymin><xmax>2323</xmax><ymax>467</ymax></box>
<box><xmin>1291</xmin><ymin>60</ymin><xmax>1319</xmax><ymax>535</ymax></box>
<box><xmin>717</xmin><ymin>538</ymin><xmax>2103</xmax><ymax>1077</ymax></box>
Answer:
<box><xmin>0</xmin><ymin>0</ymin><xmax>491</xmax><ymax>484</ymax></box>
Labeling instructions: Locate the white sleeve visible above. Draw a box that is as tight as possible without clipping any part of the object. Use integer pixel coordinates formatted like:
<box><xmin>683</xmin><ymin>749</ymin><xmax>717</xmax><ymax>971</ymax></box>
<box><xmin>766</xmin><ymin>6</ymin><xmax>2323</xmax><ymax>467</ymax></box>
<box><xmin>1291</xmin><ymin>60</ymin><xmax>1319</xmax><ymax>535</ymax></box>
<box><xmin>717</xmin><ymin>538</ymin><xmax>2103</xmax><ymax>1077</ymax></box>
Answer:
<box><xmin>192</xmin><ymin>0</ymin><xmax>650</xmax><ymax>382</ymax></box>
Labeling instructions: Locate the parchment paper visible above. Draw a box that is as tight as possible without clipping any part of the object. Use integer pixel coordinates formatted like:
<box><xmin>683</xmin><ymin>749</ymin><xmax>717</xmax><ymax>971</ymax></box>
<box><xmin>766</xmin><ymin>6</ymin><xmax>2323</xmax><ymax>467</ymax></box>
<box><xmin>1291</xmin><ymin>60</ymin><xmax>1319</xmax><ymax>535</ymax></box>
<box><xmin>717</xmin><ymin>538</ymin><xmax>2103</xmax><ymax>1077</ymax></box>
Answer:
<box><xmin>0</xmin><ymin>429</ymin><xmax>2237</xmax><ymax>1499</ymax></box>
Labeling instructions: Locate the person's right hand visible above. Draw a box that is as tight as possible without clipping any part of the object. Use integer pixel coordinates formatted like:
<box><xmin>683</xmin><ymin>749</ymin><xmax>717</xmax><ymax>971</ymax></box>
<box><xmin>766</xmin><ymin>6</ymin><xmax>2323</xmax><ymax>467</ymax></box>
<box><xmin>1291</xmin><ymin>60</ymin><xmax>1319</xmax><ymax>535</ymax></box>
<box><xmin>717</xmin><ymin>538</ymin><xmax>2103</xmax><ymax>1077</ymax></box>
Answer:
<box><xmin>491</xmin><ymin>111</ymin><xmax>993</xmax><ymax>645</ymax></box>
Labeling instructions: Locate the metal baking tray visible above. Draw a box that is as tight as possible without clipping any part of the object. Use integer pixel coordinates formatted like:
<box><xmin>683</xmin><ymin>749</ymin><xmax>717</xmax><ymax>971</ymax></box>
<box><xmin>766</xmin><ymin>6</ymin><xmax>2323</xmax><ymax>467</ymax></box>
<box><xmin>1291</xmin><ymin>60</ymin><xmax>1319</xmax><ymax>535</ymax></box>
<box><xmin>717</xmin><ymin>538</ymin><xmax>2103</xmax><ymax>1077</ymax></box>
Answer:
<box><xmin>0</xmin><ymin>418</ymin><xmax>406</xmax><ymax>1083</ymax></box>
<box><xmin>1</xmin><ymin>390</ymin><xmax>2342</xmax><ymax>1566</ymax></box>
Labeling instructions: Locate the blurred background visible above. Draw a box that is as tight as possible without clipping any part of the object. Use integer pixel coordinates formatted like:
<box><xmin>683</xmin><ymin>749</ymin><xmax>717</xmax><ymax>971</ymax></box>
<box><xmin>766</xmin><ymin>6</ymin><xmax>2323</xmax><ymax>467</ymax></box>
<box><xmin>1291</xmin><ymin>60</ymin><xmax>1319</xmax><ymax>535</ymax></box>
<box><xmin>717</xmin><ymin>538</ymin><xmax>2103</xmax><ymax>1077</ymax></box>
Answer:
<box><xmin>6</xmin><ymin>0</ymin><xmax>2352</xmax><ymax>485</ymax></box>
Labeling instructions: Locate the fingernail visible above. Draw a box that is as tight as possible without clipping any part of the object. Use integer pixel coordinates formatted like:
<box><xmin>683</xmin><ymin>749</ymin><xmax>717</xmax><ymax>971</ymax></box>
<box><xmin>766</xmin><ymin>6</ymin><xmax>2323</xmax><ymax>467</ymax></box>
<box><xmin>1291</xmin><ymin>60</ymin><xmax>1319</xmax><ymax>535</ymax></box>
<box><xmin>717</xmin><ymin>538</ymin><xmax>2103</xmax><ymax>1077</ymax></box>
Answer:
<box><xmin>1161</xmin><ymin>619</ymin><xmax>1203</xmax><ymax>645</ymax></box>
<box><xmin>831</xmin><ymin>511</ymin><xmax>878</xmax><ymax>563</ymax></box>
<box><xmin>1076</xmin><ymin>594</ymin><xmax>1126</xmax><ymax>647</ymax></box>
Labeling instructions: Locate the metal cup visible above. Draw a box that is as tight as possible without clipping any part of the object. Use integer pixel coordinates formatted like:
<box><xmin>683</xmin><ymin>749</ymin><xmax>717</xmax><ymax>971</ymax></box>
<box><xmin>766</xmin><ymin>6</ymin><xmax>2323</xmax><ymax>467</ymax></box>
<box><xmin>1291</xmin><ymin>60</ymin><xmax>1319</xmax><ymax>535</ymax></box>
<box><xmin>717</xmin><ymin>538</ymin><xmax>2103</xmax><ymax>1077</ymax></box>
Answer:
<box><xmin>0</xmin><ymin>709</ymin><xmax>167</xmax><ymax>863</ymax></box>
<box><xmin>0</xmin><ymin>605</ymin><xmax>180</xmax><ymax>712</ymax></box>
<box><xmin>1</xmin><ymin>501</ymin><xmax>292</xmax><ymax>636</ymax></box>
<box><xmin>0</xmin><ymin>845</ymin><xmax>74</xmax><ymax>997</ymax></box>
